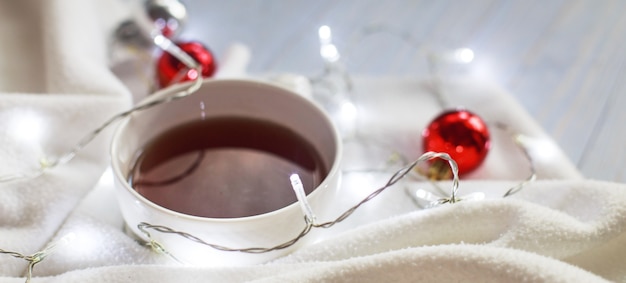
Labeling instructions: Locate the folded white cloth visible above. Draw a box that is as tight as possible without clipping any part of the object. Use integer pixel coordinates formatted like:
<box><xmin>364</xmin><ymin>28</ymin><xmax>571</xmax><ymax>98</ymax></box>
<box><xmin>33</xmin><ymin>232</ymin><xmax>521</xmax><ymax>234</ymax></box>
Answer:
<box><xmin>1</xmin><ymin>0</ymin><xmax>624</xmax><ymax>283</ymax></box>
<box><xmin>0</xmin><ymin>0</ymin><xmax>130</xmax><ymax>278</ymax></box>
<box><xmin>8</xmin><ymin>180</ymin><xmax>626</xmax><ymax>283</ymax></box>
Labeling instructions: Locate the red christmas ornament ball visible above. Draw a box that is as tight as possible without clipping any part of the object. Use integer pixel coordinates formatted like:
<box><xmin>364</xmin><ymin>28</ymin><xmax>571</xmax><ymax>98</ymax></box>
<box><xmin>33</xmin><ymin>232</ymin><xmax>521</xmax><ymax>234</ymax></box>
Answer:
<box><xmin>157</xmin><ymin>41</ymin><xmax>217</xmax><ymax>88</ymax></box>
<box><xmin>422</xmin><ymin>109</ymin><xmax>491</xmax><ymax>175</ymax></box>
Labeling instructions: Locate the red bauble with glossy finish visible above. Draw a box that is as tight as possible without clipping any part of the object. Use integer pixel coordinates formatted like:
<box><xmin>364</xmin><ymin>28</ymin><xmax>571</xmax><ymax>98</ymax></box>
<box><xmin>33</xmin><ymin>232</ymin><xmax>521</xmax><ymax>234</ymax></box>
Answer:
<box><xmin>157</xmin><ymin>41</ymin><xmax>217</xmax><ymax>88</ymax></box>
<box><xmin>422</xmin><ymin>109</ymin><xmax>491</xmax><ymax>175</ymax></box>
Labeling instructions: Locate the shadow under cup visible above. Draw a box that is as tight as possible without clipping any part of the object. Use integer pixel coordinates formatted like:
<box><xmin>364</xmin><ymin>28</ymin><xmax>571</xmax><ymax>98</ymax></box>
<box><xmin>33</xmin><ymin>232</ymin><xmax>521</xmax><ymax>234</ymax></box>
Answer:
<box><xmin>111</xmin><ymin>79</ymin><xmax>342</xmax><ymax>266</ymax></box>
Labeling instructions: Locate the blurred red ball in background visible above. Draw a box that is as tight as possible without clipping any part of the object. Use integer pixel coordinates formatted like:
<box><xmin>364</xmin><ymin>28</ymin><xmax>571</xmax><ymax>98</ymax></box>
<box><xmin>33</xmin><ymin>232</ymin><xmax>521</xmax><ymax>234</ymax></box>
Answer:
<box><xmin>156</xmin><ymin>41</ymin><xmax>217</xmax><ymax>88</ymax></box>
<box><xmin>422</xmin><ymin>109</ymin><xmax>491</xmax><ymax>175</ymax></box>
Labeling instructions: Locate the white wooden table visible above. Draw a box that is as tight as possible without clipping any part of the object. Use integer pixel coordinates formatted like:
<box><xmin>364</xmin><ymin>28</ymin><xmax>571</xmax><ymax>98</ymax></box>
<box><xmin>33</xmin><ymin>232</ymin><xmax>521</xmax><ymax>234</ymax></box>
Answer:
<box><xmin>183</xmin><ymin>0</ymin><xmax>626</xmax><ymax>182</ymax></box>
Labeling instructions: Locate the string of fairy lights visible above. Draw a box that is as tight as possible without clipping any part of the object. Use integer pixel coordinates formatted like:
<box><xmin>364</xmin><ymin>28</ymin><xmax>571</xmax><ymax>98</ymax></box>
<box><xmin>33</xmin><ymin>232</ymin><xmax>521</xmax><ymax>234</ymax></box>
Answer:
<box><xmin>0</xmin><ymin>1</ymin><xmax>540</xmax><ymax>282</ymax></box>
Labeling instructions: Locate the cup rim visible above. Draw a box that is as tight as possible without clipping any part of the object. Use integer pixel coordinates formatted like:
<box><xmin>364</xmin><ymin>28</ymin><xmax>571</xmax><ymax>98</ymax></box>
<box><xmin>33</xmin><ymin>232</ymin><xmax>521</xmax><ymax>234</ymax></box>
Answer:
<box><xmin>110</xmin><ymin>78</ymin><xmax>343</xmax><ymax>223</ymax></box>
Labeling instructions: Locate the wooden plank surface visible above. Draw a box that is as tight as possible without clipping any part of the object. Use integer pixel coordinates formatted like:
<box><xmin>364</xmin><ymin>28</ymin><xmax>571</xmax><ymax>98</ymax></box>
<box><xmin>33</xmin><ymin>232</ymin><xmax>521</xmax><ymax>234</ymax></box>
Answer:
<box><xmin>183</xmin><ymin>0</ymin><xmax>626</xmax><ymax>182</ymax></box>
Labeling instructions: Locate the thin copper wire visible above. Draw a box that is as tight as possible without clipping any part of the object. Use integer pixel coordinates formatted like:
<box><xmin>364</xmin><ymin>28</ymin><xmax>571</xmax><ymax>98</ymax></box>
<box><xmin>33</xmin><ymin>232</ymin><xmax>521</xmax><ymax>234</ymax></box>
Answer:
<box><xmin>406</xmin><ymin>127</ymin><xmax>537</xmax><ymax>211</ymax></box>
<box><xmin>130</xmin><ymin>151</ymin><xmax>205</xmax><ymax>187</ymax></box>
<box><xmin>494</xmin><ymin>122</ymin><xmax>537</xmax><ymax>197</ymax></box>
<box><xmin>137</xmin><ymin>152</ymin><xmax>459</xmax><ymax>257</ymax></box>
<box><xmin>0</xmin><ymin>35</ymin><xmax>204</xmax><ymax>183</ymax></box>
<box><xmin>342</xmin><ymin>25</ymin><xmax>537</xmax><ymax>198</ymax></box>
<box><xmin>0</xmin><ymin>33</ymin><xmax>205</xmax><ymax>282</ymax></box>
<box><xmin>0</xmin><ymin>248</ymin><xmax>42</xmax><ymax>283</ymax></box>
<box><xmin>0</xmin><ymin>234</ymin><xmax>72</xmax><ymax>283</ymax></box>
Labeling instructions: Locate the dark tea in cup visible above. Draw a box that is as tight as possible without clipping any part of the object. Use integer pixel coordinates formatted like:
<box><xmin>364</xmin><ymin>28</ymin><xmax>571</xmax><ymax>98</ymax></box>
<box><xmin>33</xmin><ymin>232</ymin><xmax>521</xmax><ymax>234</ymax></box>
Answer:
<box><xmin>128</xmin><ymin>116</ymin><xmax>328</xmax><ymax>218</ymax></box>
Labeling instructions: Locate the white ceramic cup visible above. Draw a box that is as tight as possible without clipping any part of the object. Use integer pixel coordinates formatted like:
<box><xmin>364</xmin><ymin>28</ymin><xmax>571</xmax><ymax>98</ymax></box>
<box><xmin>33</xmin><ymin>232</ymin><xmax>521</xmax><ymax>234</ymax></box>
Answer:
<box><xmin>111</xmin><ymin>79</ymin><xmax>342</xmax><ymax>266</ymax></box>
